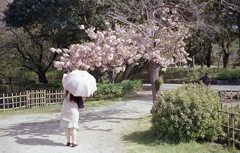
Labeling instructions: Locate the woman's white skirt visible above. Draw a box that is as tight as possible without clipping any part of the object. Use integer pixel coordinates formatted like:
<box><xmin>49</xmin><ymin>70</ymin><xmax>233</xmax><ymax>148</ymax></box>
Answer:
<box><xmin>60</xmin><ymin>120</ymin><xmax>79</xmax><ymax>130</ymax></box>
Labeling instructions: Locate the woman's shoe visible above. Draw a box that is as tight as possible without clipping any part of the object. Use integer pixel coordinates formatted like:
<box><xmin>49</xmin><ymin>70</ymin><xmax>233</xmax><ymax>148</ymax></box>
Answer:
<box><xmin>72</xmin><ymin>143</ymin><xmax>78</xmax><ymax>147</ymax></box>
<box><xmin>66</xmin><ymin>142</ymin><xmax>72</xmax><ymax>146</ymax></box>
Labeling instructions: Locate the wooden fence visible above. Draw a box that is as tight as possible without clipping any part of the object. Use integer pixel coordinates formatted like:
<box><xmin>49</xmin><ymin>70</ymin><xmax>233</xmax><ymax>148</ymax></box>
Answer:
<box><xmin>219</xmin><ymin>108</ymin><xmax>240</xmax><ymax>148</ymax></box>
<box><xmin>218</xmin><ymin>90</ymin><xmax>240</xmax><ymax>148</ymax></box>
<box><xmin>0</xmin><ymin>89</ymin><xmax>64</xmax><ymax>112</ymax></box>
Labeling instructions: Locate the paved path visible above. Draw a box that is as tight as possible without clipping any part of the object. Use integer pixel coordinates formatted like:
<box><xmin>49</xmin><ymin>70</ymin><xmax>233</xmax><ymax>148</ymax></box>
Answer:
<box><xmin>160</xmin><ymin>84</ymin><xmax>240</xmax><ymax>91</ymax></box>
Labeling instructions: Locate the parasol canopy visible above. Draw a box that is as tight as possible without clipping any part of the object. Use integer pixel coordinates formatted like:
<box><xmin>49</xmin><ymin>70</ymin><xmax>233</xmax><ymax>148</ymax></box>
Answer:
<box><xmin>63</xmin><ymin>70</ymin><xmax>97</xmax><ymax>97</ymax></box>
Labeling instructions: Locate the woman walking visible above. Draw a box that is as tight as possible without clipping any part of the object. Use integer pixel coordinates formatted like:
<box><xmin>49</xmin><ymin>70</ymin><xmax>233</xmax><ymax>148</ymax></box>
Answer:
<box><xmin>60</xmin><ymin>90</ymin><xmax>80</xmax><ymax>147</ymax></box>
<box><xmin>59</xmin><ymin>69</ymin><xmax>97</xmax><ymax>147</ymax></box>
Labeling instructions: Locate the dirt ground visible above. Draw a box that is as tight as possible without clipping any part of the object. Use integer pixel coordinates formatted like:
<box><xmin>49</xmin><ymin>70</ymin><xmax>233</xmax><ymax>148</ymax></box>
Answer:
<box><xmin>0</xmin><ymin>84</ymin><xmax>239</xmax><ymax>153</ymax></box>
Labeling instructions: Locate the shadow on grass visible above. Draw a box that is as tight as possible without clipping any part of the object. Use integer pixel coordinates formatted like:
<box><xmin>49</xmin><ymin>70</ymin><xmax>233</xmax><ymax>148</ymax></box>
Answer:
<box><xmin>123</xmin><ymin>129</ymin><xmax>178</xmax><ymax>146</ymax></box>
<box><xmin>123</xmin><ymin>129</ymin><xmax>156</xmax><ymax>145</ymax></box>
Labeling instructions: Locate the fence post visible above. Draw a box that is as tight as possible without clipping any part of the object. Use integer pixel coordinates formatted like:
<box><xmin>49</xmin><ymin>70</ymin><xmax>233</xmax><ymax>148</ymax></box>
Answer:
<box><xmin>44</xmin><ymin>90</ymin><xmax>46</xmax><ymax>106</ymax></box>
<box><xmin>26</xmin><ymin>90</ymin><xmax>29</xmax><ymax>109</ymax></box>
<box><xmin>227</xmin><ymin>107</ymin><xmax>230</xmax><ymax>146</ymax></box>
<box><xmin>3</xmin><ymin>93</ymin><xmax>5</xmax><ymax>113</ymax></box>
<box><xmin>11</xmin><ymin>93</ymin><xmax>14</xmax><ymax>110</ymax></box>
<box><xmin>231</xmin><ymin>114</ymin><xmax>235</xmax><ymax>148</ymax></box>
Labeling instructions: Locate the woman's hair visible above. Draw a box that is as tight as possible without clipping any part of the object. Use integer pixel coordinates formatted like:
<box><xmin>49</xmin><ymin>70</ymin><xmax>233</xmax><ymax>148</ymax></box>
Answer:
<box><xmin>65</xmin><ymin>90</ymin><xmax>81</xmax><ymax>103</ymax></box>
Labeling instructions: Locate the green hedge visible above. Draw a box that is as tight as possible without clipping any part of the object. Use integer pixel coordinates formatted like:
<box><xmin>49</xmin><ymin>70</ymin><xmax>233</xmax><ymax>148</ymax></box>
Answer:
<box><xmin>217</xmin><ymin>69</ymin><xmax>240</xmax><ymax>80</ymax></box>
<box><xmin>151</xmin><ymin>83</ymin><xmax>223</xmax><ymax>143</ymax></box>
<box><xmin>161</xmin><ymin>67</ymin><xmax>240</xmax><ymax>81</ymax></box>
<box><xmin>27</xmin><ymin>82</ymin><xmax>62</xmax><ymax>90</ymax></box>
<box><xmin>90</xmin><ymin>80</ymin><xmax>142</xmax><ymax>101</ymax></box>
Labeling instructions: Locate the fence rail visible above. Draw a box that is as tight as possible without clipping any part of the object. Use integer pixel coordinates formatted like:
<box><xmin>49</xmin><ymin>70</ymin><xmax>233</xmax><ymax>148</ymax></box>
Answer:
<box><xmin>0</xmin><ymin>89</ymin><xmax>64</xmax><ymax>112</ymax></box>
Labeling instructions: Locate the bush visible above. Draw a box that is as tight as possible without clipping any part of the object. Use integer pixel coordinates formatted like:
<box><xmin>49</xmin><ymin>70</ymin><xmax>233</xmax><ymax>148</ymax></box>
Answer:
<box><xmin>91</xmin><ymin>80</ymin><xmax>142</xmax><ymax>101</ymax></box>
<box><xmin>27</xmin><ymin>82</ymin><xmax>62</xmax><ymax>89</ymax></box>
<box><xmin>156</xmin><ymin>76</ymin><xmax>164</xmax><ymax>88</ymax></box>
<box><xmin>46</xmin><ymin>70</ymin><xmax>64</xmax><ymax>82</ymax></box>
<box><xmin>121</xmin><ymin>80</ymin><xmax>142</xmax><ymax>94</ymax></box>
<box><xmin>217</xmin><ymin>69</ymin><xmax>235</xmax><ymax>80</ymax></box>
<box><xmin>92</xmin><ymin>83</ymin><xmax>124</xmax><ymax>100</ymax></box>
<box><xmin>231</xmin><ymin>69</ymin><xmax>240</xmax><ymax>79</ymax></box>
<box><xmin>27</xmin><ymin>83</ymin><xmax>45</xmax><ymax>89</ymax></box>
<box><xmin>151</xmin><ymin>83</ymin><xmax>223</xmax><ymax>143</ymax></box>
<box><xmin>43</xmin><ymin>82</ymin><xmax>62</xmax><ymax>89</ymax></box>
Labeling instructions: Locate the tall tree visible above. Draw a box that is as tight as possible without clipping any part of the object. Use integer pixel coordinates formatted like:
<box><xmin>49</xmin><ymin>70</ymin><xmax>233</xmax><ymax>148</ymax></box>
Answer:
<box><xmin>2</xmin><ymin>0</ymin><xmax>111</xmax><ymax>83</ymax></box>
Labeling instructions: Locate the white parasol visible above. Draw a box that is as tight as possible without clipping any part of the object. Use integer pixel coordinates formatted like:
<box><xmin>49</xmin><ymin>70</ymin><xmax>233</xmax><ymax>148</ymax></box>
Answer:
<box><xmin>63</xmin><ymin>70</ymin><xmax>97</xmax><ymax>97</ymax></box>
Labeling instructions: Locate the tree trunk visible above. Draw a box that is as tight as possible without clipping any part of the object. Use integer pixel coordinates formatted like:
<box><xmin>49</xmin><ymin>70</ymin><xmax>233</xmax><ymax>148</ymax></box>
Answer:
<box><xmin>221</xmin><ymin>41</ymin><xmax>230</xmax><ymax>68</ymax></box>
<box><xmin>114</xmin><ymin>73</ymin><xmax>121</xmax><ymax>83</ymax></box>
<box><xmin>223</xmin><ymin>53</ymin><xmax>230</xmax><ymax>68</ymax></box>
<box><xmin>121</xmin><ymin>63</ymin><xmax>135</xmax><ymax>81</ymax></box>
<box><xmin>200</xmin><ymin>55</ymin><xmax>205</xmax><ymax>67</ymax></box>
<box><xmin>206</xmin><ymin>44</ymin><xmax>212</xmax><ymax>67</ymax></box>
<box><xmin>190</xmin><ymin>55</ymin><xmax>195</xmax><ymax>68</ymax></box>
<box><xmin>37</xmin><ymin>72</ymin><xmax>48</xmax><ymax>84</ymax></box>
<box><xmin>149</xmin><ymin>60</ymin><xmax>160</xmax><ymax>101</ymax></box>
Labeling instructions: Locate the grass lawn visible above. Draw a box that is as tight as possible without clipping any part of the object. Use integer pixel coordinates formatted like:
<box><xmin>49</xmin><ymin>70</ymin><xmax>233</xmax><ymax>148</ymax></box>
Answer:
<box><xmin>122</xmin><ymin>115</ymin><xmax>240</xmax><ymax>153</ymax></box>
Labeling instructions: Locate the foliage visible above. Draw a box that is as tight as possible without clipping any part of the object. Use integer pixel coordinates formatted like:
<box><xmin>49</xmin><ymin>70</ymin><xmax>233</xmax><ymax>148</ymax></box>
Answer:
<box><xmin>151</xmin><ymin>83</ymin><xmax>223</xmax><ymax>143</ymax></box>
<box><xmin>156</xmin><ymin>76</ymin><xmax>164</xmax><ymax>88</ymax></box>
<box><xmin>90</xmin><ymin>80</ymin><xmax>142</xmax><ymax>101</ymax></box>
<box><xmin>27</xmin><ymin>82</ymin><xmax>61</xmax><ymax>89</ymax></box>
<box><xmin>2</xmin><ymin>0</ymin><xmax>111</xmax><ymax>83</ymax></box>
<box><xmin>158</xmin><ymin>67</ymin><xmax>240</xmax><ymax>81</ymax></box>
<box><xmin>14</xmin><ymin>70</ymin><xmax>37</xmax><ymax>85</ymax></box>
<box><xmin>46</xmin><ymin>70</ymin><xmax>64</xmax><ymax>82</ymax></box>
<box><xmin>3</xmin><ymin>0</ymin><xmax>109</xmax><ymax>45</ymax></box>
<box><xmin>217</xmin><ymin>69</ymin><xmax>240</xmax><ymax>80</ymax></box>
<box><xmin>121</xmin><ymin>80</ymin><xmax>142</xmax><ymax>94</ymax></box>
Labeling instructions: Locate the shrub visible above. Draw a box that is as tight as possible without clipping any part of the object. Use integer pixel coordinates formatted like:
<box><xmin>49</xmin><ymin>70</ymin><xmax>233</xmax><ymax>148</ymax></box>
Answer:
<box><xmin>46</xmin><ymin>70</ymin><xmax>64</xmax><ymax>82</ymax></box>
<box><xmin>156</xmin><ymin>76</ymin><xmax>164</xmax><ymax>88</ymax></box>
<box><xmin>93</xmin><ymin>83</ymin><xmax>124</xmax><ymax>100</ymax></box>
<box><xmin>91</xmin><ymin>80</ymin><xmax>142</xmax><ymax>101</ymax></box>
<box><xmin>121</xmin><ymin>79</ymin><xmax>142</xmax><ymax>94</ymax></box>
<box><xmin>217</xmin><ymin>69</ymin><xmax>233</xmax><ymax>80</ymax></box>
<box><xmin>27</xmin><ymin>83</ymin><xmax>45</xmax><ymax>89</ymax></box>
<box><xmin>27</xmin><ymin>82</ymin><xmax>62</xmax><ymax>89</ymax></box>
<box><xmin>231</xmin><ymin>69</ymin><xmax>240</xmax><ymax>79</ymax></box>
<box><xmin>43</xmin><ymin>82</ymin><xmax>62</xmax><ymax>89</ymax></box>
<box><xmin>151</xmin><ymin>83</ymin><xmax>222</xmax><ymax>143</ymax></box>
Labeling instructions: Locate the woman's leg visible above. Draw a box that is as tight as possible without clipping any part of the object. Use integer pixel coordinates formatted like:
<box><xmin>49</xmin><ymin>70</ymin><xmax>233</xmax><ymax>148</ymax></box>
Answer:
<box><xmin>65</xmin><ymin>128</ymin><xmax>71</xmax><ymax>143</ymax></box>
<box><xmin>71</xmin><ymin>128</ymin><xmax>77</xmax><ymax>144</ymax></box>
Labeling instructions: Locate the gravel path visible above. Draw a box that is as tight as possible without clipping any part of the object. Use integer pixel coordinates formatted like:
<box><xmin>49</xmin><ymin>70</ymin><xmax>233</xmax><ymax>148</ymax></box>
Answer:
<box><xmin>0</xmin><ymin>87</ymin><xmax>153</xmax><ymax>153</ymax></box>
<box><xmin>0</xmin><ymin>84</ymin><xmax>239</xmax><ymax>153</ymax></box>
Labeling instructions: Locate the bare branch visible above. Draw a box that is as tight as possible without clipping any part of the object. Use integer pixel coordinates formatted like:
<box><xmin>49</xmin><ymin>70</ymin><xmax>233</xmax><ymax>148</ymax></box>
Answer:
<box><xmin>221</xmin><ymin>0</ymin><xmax>240</xmax><ymax>12</ymax></box>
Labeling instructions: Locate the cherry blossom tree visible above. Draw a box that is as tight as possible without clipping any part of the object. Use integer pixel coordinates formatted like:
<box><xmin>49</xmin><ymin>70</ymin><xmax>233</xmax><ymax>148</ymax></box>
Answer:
<box><xmin>51</xmin><ymin>8</ymin><xmax>190</xmax><ymax>101</ymax></box>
